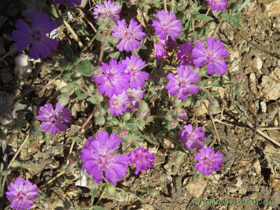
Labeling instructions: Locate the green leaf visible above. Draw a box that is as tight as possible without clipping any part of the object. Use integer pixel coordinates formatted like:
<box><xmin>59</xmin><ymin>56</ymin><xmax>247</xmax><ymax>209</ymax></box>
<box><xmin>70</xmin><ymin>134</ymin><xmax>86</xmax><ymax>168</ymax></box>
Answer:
<box><xmin>196</xmin><ymin>14</ymin><xmax>213</xmax><ymax>21</ymax></box>
<box><xmin>93</xmin><ymin>207</ymin><xmax>107</xmax><ymax>210</ymax></box>
<box><xmin>77</xmin><ymin>60</ymin><xmax>93</xmax><ymax>76</ymax></box>
<box><xmin>75</xmin><ymin>136</ymin><xmax>83</xmax><ymax>142</ymax></box>
<box><xmin>57</xmin><ymin>93</ymin><xmax>70</xmax><ymax>106</ymax></box>
<box><xmin>127</xmin><ymin>123</ymin><xmax>137</xmax><ymax>133</ymax></box>
<box><xmin>210</xmin><ymin>80</ymin><xmax>222</xmax><ymax>87</ymax></box>
<box><xmin>106</xmin><ymin>182</ymin><xmax>116</xmax><ymax>196</ymax></box>
<box><xmin>63</xmin><ymin>43</ymin><xmax>73</xmax><ymax>61</ymax></box>
<box><xmin>141</xmin><ymin>134</ymin><xmax>157</xmax><ymax>145</ymax></box>
<box><xmin>96</xmin><ymin>33</ymin><xmax>104</xmax><ymax>41</ymax></box>
<box><xmin>106</xmin><ymin>51</ymin><xmax>120</xmax><ymax>60</ymax></box>
<box><xmin>75</xmin><ymin>93</ymin><xmax>87</xmax><ymax>100</ymax></box>
<box><xmin>91</xmin><ymin>188</ymin><xmax>98</xmax><ymax>198</ymax></box>
<box><xmin>232</xmin><ymin>0</ymin><xmax>243</xmax><ymax>12</ymax></box>
<box><xmin>97</xmin><ymin>183</ymin><xmax>106</xmax><ymax>188</ymax></box>
<box><xmin>227</xmin><ymin>72</ymin><xmax>232</xmax><ymax>81</ymax></box>
<box><xmin>209</xmin><ymin>92</ymin><xmax>220</xmax><ymax>97</ymax></box>
<box><xmin>87</xmin><ymin>97</ymin><xmax>97</xmax><ymax>104</ymax></box>
<box><xmin>123</xmin><ymin>135</ymin><xmax>142</xmax><ymax>141</ymax></box>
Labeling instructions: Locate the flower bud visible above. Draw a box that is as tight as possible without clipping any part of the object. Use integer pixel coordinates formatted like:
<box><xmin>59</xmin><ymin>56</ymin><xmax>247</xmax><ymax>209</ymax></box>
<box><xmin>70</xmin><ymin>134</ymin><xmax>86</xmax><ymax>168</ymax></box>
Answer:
<box><xmin>121</xmin><ymin>130</ymin><xmax>129</xmax><ymax>138</ymax></box>
<box><xmin>139</xmin><ymin>100</ymin><xmax>148</xmax><ymax>111</ymax></box>
<box><xmin>107</xmin><ymin>182</ymin><xmax>116</xmax><ymax>196</ymax></box>
<box><xmin>208</xmin><ymin>96</ymin><xmax>219</xmax><ymax>115</ymax></box>
<box><xmin>236</xmin><ymin>74</ymin><xmax>242</xmax><ymax>80</ymax></box>
<box><xmin>94</xmin><ymin>67</ymin><xmax>103</xmax><ymax>77</ymax></box>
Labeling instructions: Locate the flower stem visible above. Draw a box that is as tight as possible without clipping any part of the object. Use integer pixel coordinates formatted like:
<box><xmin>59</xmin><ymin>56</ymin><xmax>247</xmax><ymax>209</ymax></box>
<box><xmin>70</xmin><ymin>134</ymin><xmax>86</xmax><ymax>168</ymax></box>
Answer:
<box><xmin>213</xmin><ymin>10</ymin><xmax>225</xmax><ymax>38</ymax></box>
<box><xmin>96</xmin><ymin>186</ymin><xmax>107</xmax><ymax>206</ymax></box>
<box><xmin>97</xmin><ymin>30</ymin><xmax>108</xmax><ymax>66</ymax></box>
<box><xmin>63</xmin><ymin>19</ymin><xmax>84</xmax><ymax>48</ymax></box>
<box><xmin>7</xmin><ymin>134</ymin><xmax>29</xmax><ymax>169</ymax></box>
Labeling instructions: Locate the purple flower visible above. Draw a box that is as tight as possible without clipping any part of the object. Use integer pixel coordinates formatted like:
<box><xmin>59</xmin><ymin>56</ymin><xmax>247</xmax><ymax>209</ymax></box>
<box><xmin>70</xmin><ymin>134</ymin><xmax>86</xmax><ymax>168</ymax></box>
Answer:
<box><xmin>81</xmin><ymin>131</ymin><xmax>129</xmax><ymax>185</ymax></box>
<box><xmin>37</xmin><ymin>102</ymin><xmax>71</xmax><ymax>134</ymax></box>
<box><xmin>108</xmin><ymin>90</ymin><xmax>130</xmax><ymax>116</ymax></box>
<box><xmin>206</xmin><ymin>0</ymin><xmax>227</xmax><ymax>12</ymax></box>
<box><xmin>93</xmin><ymin>59</ymin><xmax>130</xmax><ymax>98</ymax></box>
<box><xmin>154</xmin><ymin>39</ymin><xmax>177</xmax><ymax>59</ymax></box>
<box><xmin>93</xmin><ymin>0</ymin><xmax>121</xmax><ymax>21</ymax></box>
<box><xmin>121</xmin><ymin>55</ymin><xmax>149</xmax><ymax>89</ymax></box>
<box><xmin>127</xmin><ymin>88</ymin><xmax>145</xmax><ymax>112</ymax></box>
<box><xmin>6</xmin><ymin>178</ymin><xmax>40</xmax><ymax>210</ymax></box>
<box><xmin>177</xmin><ymin>42</ymin><xmax>195</xmax><ymax>66</ymax></box>
<box><xmin>152</xmin><ymin>10</ymin><xmax>182</xmax><ymax>41</ymax></box>
<box><xmin>179</xmin><ymin>124</ymin><xmax>205</xmax><ymax>149</ymax></box>
<box><xmin>192</xmin><ymin>37</ymin><xmax>229</xmax><ymax>75</ymax></box>
<box><xmin>112</xmin><ymin>19</ymin><xmax>146</xmax><ymax>52</ymax></box>
<box><xmin>55</xmin><ymin>0</ymin><xmax>81</xmax><ymax>7</ymax></box>
<box><xmin>165</xmin><ymin>66</ymin><xmax>200</xmax><ymax>100</ymax></box>
<box><xmin>194</xmin><ymin>147</ymin><xmax>224</xmax><ymax>175</ymax></box>
<box><xmin>177</xmin><ymin>108</ymin><xmax>189</xmax><ymax>120</ymax></box>
<box><xmin>12</xmin><ymin>11</ymin><xmax>58</xmax><ymax>60</ymax></box>
<box><xmin>128</xmin><ymin>145</ymin><xmax>155</xmax><ymax>175</ymax></box>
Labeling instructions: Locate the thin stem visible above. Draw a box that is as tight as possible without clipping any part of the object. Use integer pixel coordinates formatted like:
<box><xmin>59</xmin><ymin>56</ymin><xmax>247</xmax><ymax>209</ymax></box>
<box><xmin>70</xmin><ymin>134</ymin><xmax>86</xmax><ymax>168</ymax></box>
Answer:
<box><xmin>198</xmin><ymin>8</ymin><xmax>211</xmax><ymax>28</ymax></box>
<box><xmin>96</xmin><ymin>187</ymin><xmax>106</xmax><ymax>206</ymax></box>
<box><xmin>63</xmin><ymin>19</ymin><xmax>84</xmax><ymax>48</ymax></box>
<box><xmin>209</xmin><ymin>114</ymin><xmax>221</xmax><ymax>148</ymax></box>
<box><xmin>76</xmin><ymin>85</ymin><xmax>95</xmax><ymax>98</ymax></box>
<box><xmin>174</xmin><ymin>101</ymin><xmax>184</xmax><ymax>113</ymax></box>
<box><xmin>213</xmin><ymin>10</ymin><xmax>225</xmax><ymax>38</ymax></box>
<box><xmin>40</xmin><ymin>171</ymin><xmax>65</xmax><ymax>188</ymax></box>
<box><xmin>69</xmin><ymin>107</ymin><xmax>96</xmax><ymax>153</ymax></box>
<box><xmin>164</xmin><ymin>0</ymin><xmax>167</xmax><ymax>11</ymax></box>
<box><xmin>0</xmin><ymin>47</ymin><xmax>17</xmax><ymax>62</ymax></box>
<box><xmin>115</xmin><ymin>187</ymin><xmax>144</xmax><ymax>202</ymax></box>
<box><xmin>171</xmin><ymin>0</ymin><xmax>175</xmax><ymax>13</ymax></box>
<box><xmin>7</xmin><ymin>135</ymin><xmax>29</xmax><ymax>169</ymax></box>
<box><xmin>97</xmin><ymin>30</ymin><xmax>108</xmax><ymax>66</ymax></box>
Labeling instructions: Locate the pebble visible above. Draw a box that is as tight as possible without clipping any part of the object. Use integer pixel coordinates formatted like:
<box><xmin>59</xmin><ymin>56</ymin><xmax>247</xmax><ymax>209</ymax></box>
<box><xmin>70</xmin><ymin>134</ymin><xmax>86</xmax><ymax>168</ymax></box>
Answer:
<box><xmin>269</xmin><ymin>173</ymin><xmax>280</xmax><ymax>192</ymax></box>
<box><xmin>253</xmin><ymin>159</ymin><xmax>262</xmax><ymax>174</ymax></box>
<box><xmin>249</xmin><ymin>73</ymin><xmax>258</xmax><ymax>95</ymax></box>
<box><xmin>257</xmin><ymin>76</ymin><xmax>280</xmax><ymax>100</ymax></box>
<box><xmin>186</xmin><ymin>177</ymin><xmax>207</xmax><ymax>198</ymax></box>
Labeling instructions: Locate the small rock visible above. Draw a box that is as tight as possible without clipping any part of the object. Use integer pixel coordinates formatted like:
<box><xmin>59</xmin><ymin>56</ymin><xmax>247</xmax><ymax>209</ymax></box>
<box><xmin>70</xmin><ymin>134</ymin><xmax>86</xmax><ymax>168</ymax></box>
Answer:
<box><xmin>137</xmin><ymin>204</ymin><xmax>155</xmax><ymax>210</ymax></box>
<box><xmin>249</xmin><ymin>73</ymin><xmax>258</xmax><ymax>95</ymax></box>
<box><xmin>269</xmin><ymin>173</ymin><xmax>280</xmax><ymax>192</ymax></box>
<box><xmin>257</xmin><ymin>76</ymin><xmax>280</xmax><ymax>100</ymax></box>
<box><xmin>186</xmin><ymin>177</ymin><xmax>207</xmax><ymax>198</ymax></box>
<box><xmin>260</xmin><ymin>186</ymin><xmax>272</xmax><ymax>197</ymax></box>
<box><xmin>261</xmin><ymin>0</ymin><xmax>280</xmax><ymax>18</ymax></box>
<box><xmin>253</xmin><ymin>159</ymin><xmax>262</xmax><ymax>174</ymax></box>
<box><xmin>0</xmin><ymin>68</ymin><xmax>13</xmax><ymax>83</ymax></box>
<box><xmin>251</xmin><ymin>56</ymin><xmax>263</xmax><ymax>72</ymax></box>
<box><xmin>260</xmin><ymin>101</ymin><xmax>267</xmax><ymax>113</ymax></box>
<box><xmin>174</xmin><ymin>176</ymin><xmax>182</xmax><ymax>197</ymax></box>
<box><xmin>65</xmin><ymin>186</ymin><xmax>82</xmax><ymax>199</ymax></box>
<box><xmin>270</xmin><ymin>67</ymin><xmax>280</xmax><ymax>81</ymax></box>
<box><xmin>154</xmin><ymin>156</ymin><xmax>165</xmax><ymax>166</ymax></box>
<box><xmin>0</xmin><ymin>15</ymin><xmax>7</xmax><ymax>30</ymax></box>
<box><xmin>268</xmin><ymin>130</ymin><xmax>280</xmax><ymax>140</ymax></box>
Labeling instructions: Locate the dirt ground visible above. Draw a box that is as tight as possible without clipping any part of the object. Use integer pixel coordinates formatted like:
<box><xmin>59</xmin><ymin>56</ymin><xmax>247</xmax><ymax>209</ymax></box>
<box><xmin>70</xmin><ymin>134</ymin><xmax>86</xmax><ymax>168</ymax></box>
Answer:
<box><xmin>1</xmin><ymin>0</ymin><xmax>280</xmax><ymax>209</ymax></box>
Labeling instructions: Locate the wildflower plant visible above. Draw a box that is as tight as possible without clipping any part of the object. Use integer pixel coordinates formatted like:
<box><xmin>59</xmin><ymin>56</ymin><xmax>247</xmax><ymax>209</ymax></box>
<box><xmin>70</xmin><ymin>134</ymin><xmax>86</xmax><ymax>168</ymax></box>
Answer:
<box><xmin>3</xmin><ymin>0</ymin><xmax>252</xmax><ymax>208</ymax></box>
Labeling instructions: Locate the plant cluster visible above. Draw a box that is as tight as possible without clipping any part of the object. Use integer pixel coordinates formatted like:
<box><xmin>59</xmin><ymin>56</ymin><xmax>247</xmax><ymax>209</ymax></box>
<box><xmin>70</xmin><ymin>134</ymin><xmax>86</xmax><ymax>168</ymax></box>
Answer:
<box><xmin>0</xmin><ymin>0</ymin><xmax>251</xmax><ymax>209</ymax></box>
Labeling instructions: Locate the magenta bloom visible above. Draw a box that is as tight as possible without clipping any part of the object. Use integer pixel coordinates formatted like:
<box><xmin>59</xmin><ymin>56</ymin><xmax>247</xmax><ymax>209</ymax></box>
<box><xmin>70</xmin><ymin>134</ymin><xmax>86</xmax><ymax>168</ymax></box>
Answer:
<box><xmin>6</xmin><ymin>178</ymin><xmax>40</xmax><ymax>210</ymax></box>
<box><xmin>37</xmin><ymin>103</ymin><xmax>71</xmax><ymax>134</ymax></box>
<box><xmin>112</xmin><ymin>19</ymin><xmax>146</xmax><ymax>52</ymax></box>
<box><xmin>55</xmin><ymin>0</ymin><xmax>81</xmax><ymax>7</ymax></box>
<box><xmin>165</xmin><ymin>66</ymin><xmax>200</xmax><ymax>100</ymax></box>
<box><xmin>177</xmin><ymin>42</ymin><xmax>195</xmax><ymax>66</ymax></box>
<box><xmin>206</xmin><ymin>0</ymin><xmax>227</xmax><ymax>12</ymax></box>
<box><xmin>194</xmin><ymin>147</ymin><xmax>224</xmax><ymax>175</ymax></box>
<box><xmin>127</xmin><ymin>88</ymin><xmax>145</xmax><ymax>112</ymax></box>
<box><xmin>93</xmin><ymin>0</ymin><xmax>121</xmax><ymax>21</ymax></box>
<box><xmin>177</xmin><ymin>108</ymin><xmax>189</xmax><ymax>120</ymax></box>
<box><xmin>129</xmin><ymin>145</ymin><xmax>155</xmax><ymax>175</ymax></box>
<box><xmin>108</xmin><ymin>90</ymin><xmax>130</xmax><ymax>116</ymax></box>
<box><xmin>93</xmin><ymin>59</ymin><xmax>130</xmax><ymax>98</ymax></box>
<box><xmin>121</xmin><ymin>55</ymin><xmax>149</xmax><ymax>89</ymax></box>
<box><xmin>179</xmin><ymin>124</ymin><xmax>205</xmax><ymax>149</ymax></box>
<box><xmin>81</xmin><ymin>131</ymin><xmax>129</xmax><ymax>185</ymax></box>
<box><xmin>192</xmin><ymin>37</ymin><xmax>229</xmax><ymax>75</ymax></box>
<box><xmin>152</xmin><ymin>10</ymin><xmax>182</xmax><ymax>41</ymax></box>
<box><xmin>12</xmin><ymin>11</ymin><xmax>58</xmax><ymax>60</ymax></box>
<box><xmin>154</xmin><ymin>39</ymin><xmax>177</xmax><ymax>59</ymax></box>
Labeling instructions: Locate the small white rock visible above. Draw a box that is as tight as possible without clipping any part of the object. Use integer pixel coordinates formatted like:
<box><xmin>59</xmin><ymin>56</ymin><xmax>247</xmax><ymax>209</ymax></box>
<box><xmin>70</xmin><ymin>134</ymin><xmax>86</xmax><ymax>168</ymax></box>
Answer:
<box><xmin>14</xmin><ymin>54</ymin><xmax>32</xmax><ymax>80</ymax></box>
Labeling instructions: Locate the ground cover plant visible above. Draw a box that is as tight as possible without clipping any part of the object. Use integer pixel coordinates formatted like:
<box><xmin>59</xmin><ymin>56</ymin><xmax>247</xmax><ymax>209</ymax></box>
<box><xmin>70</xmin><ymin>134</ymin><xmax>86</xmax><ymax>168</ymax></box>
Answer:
<box><xmin>1</xmin><ymin>0</ymin><xmax>280</xmax><ymax>209</ymax></box>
